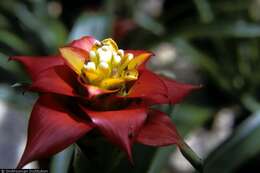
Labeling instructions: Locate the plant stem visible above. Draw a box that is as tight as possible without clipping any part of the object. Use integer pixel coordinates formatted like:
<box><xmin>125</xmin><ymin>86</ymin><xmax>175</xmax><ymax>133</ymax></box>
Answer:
<box><xmin>179</xmin><ymin>140</ymin><xmax>204</xmax><ymax>172</ymax></box>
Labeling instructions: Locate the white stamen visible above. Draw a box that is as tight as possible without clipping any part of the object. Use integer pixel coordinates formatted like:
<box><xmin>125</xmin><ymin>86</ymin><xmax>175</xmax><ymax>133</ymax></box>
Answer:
<box><xmin>117</xmin><ymin>49</ymin><xmax>124</xmax><ymax>57</ymax></box>
<box><xmin>89</xmin><ymin>50</ymin><xmax>97</xmax><ymax>62</ymax></box>
<box><xmin>113</xmin><ymin>54</ymin><xmax>121</xmax><ymax>65</ymax></box>
<box><xmin>101</xmin><ymin>45</ymin><xmax>110</xmax><ymax>51</ymax></box>
<box><xmin>84</xmin><ymin>62</ymin><xmax>96</xmax><ymax>71</ymax></box>
<box><xmin>89</xmin><ymin>50</ymin><xmax>96</xmax><ymax>58</ymax></box>
<box><xmin>98</xmin><ymin>62</ymin><xmax>109</xmax><ymax>70</ymax></box>
<box><xmin>95</xmin><ymin>40</ymin><xmax>102</xmax><ymax>46</ymax></box>
<box><xmin>97</xmin><ymin>47</ymin><xmax>113</xmax><ymax>63</ymax></box>
<box><xmin>127</xmin><ymin>53</ymin><xmax>134</xmax><ymax>61</ymax></box>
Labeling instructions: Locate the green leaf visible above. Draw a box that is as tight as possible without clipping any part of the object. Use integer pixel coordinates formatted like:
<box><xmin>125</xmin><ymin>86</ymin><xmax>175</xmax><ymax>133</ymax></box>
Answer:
<box><xmin>193</xmin><ymin>0</ymin><xmax>214</xmax><ymax>23</ymax></box>
<box><xmin>73</xmin><ymin>138</ymin><xmax>124</xmax><ymax>173</ymax></box>
<box><xmin>147</xmin><ymin>146</ymin><xmax>175</xmax><ymax>173</ymax></box>
<box><xmin>50</xmin><ymin>145</ymin><xmax>74</xmax><ymax>173</ymax></box>
<box><xmin>0</xmin><ymin>52</ymin><xmax>26</xmax><ymax>78</ymax></box>
<box><xmin>171</xmin><ymin>38</ymin><xmax>230</xmax><ymax>91</ymax></box>
<box><xmin>0</xmin><ymin>30</ymin><xmax>32</xmax><ymax>53</ymax></box>
<box><xmin>134</xmin><ymin>11</ymin><xmax>165</xmax><ymax>35</ymax></box>
<box><xmin>0</xmin><ymin>1</ymin><xmax>67</xmax><ymax>53</ymax></box>
<box><xmin>13</xmin><ymin>4</ymin><xmax>66</xmax><ymax>53</ymax></box>
<box><xmin>172</xmin><ymin>104</ymin><xmax>213</xmax><ymax>134</ymax></box>
<box><xmin>242</xmin><ymin>95</ymin><xmax>260</xmax><ymax>113</ymax></box>
<box><xmin>113</xmin><ymin>144</ymin><xmax>155</xmax><ymax>173</ymax></box>
<box><xmin>0</xmin><ymin>14</ymin><xmax>10</xmax><ymax>28</ymax></box>
<box><xmin>212</xmin><ymin>0</ymin><xmax>250</xmax><ymax>12</ymax></box>
<box><xmin>69</xmin><ymin>13</ymin><xmax>111</xmax><ymax>41</ymax></box>
<box><xmin>204</xmin><ymin>111</ymin><xmax>260</xmax><ymax>173</ymax></box>
<box><xmin>0</xmin><ymin>84</ymin><xmax>36</xmax><ymax>110</ymax></box>
<box><xmin>174</xmin><ymin>21</ymin><xmax>260</xmax><ymax>38</ymax></box>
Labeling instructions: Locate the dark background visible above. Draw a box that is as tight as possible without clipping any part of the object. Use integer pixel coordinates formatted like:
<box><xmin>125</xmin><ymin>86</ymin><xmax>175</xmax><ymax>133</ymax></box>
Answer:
<box><xmin>0</xmin><ymin>0</ymin><xmax>260</xmax><ymax>172</ymax></box>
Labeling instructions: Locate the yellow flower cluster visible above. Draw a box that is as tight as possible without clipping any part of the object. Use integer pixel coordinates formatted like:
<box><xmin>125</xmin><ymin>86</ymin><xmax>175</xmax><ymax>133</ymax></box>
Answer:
<box><xmin>60</xmin><ymin>38</ymin><xmax>150</xmax><ymax>90</ymax></box>
<box><xmin>82</xmin><ymin>38</ymin><xmax>138</xmax><ymax>90</ymax></box>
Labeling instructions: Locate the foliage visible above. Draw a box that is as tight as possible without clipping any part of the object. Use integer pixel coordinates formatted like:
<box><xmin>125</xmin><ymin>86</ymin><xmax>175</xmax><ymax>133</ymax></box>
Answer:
<box><xmin>1</xmin><ymin>0</ymin><xmax>260</xmax><ymax>172</ymax></box>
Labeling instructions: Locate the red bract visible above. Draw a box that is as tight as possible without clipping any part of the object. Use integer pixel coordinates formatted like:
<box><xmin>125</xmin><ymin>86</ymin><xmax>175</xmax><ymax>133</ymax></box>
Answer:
<box><xmin>11</xmin><ymin>36</ymin><xmax>200</xmax><ymax>168</ymax></box>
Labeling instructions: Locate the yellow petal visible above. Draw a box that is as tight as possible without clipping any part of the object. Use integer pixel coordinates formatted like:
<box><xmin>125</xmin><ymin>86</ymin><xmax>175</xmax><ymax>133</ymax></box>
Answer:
<box><xmin>59</xmin><ymin>47</ymin><xmax>87</xmax><ymax>74</ymax></box>
<box><xmin>96</xmin><ymin>62</ymin><xmax>111</xmax><ymax>78</ymax></box>
<box><xmin>83</xmin><ymin>71</ymin><xmax>100</xmax><ymax>83</ymax></box>
<box><xmin>127</xmin><ymin>53</ymin><xmax>151</xmax><ymax>70</ymax></box>
<box><xmin>99</xmin><ymin>78</ymin><xmax>125</xmax><ymax>89</ymax></box>
<box><xmin>118</xmin><ymin>54</ymin><xmax>134</xmax><ymax>73</ymax></box>
<box><xmin>101</xmin><ymin>38</ymin><xmax>118</xmax><ymax>51</ymax></box>
<box><xmin>123</xmin><ymin>69</ymin><xmax>139</xmax><ymax>81</ymax></box>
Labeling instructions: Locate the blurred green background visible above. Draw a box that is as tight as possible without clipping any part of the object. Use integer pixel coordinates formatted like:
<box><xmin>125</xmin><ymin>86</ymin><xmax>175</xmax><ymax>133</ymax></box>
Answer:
<box><xmin>0</xmin><ymin>0</ymin><xmax>260</xmax><ymax>172</ymax></box>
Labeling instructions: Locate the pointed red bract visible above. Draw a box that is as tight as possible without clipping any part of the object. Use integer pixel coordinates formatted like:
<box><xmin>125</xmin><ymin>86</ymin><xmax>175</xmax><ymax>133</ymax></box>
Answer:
<box><xmin>129</xmin><ymin>69</ymin><xmax>200</xmax><ymax>105</ymax></box>
<box><xmin>69</xmin><ymin>36</ymin><xmax>97</xmax><ymax>52</ymax></box>
<box><xmin>160</xmin><ymin>76</ymin><xmax>201</xmax><ymax>104</ymax></box>
<box><xmin>137</xmin><ymin>109</ymin><xmax>180</xmax><ymax>146</ymax></box>
<box><xmin>10</xmin><ymin>56</ymin><xmax>64</xmax><ymax>80</ymax></box>
<box><xmin>29</xmin><ymin>65</ymin><xmax>79</xmax><ymax>96</ymax></box>
<box><xmin>81</xmin><ymin>106</ymin><xmax>147</xmax><ymax>162</ymax></box>
<box><xmin>128</xmin><ymin>70</ymin><xmax>169</xmax><ymax>105</ymax></box>
<box><xmin>18</xmin><ymin>94</ymin><xmax>93</xmax><ymax>168</ymax></box>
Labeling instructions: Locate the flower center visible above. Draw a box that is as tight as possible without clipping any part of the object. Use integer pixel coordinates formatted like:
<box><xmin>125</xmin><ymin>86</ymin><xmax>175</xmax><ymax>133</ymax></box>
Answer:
<box><xmin>81</xmin><ymin>38</ymin><xmax>139</xmax><ymax>90</ymax></box>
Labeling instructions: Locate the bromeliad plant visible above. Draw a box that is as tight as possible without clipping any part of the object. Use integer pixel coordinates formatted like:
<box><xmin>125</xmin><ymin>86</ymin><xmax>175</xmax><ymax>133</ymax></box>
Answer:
<box><xmin>11</xmin><ymin>36</ymin><xmax>201</xmax><ymax>170</ymax></box>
